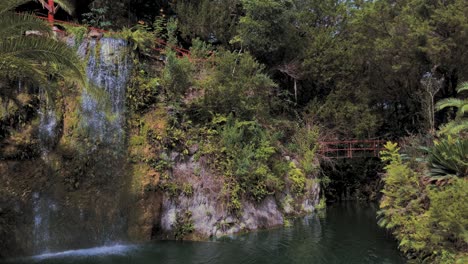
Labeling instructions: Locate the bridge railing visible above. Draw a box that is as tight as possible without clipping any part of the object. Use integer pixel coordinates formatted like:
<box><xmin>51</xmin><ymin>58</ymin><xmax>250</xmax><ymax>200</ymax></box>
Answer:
<box><xmin>319</xmin><ymin>139</ymin><xmax>386</xmax><ymax>158</ymax></box>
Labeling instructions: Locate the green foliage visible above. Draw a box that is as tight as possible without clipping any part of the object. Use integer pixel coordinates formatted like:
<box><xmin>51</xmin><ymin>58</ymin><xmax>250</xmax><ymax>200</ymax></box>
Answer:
<box><xmin>288</xmin><ymin>162</ymin><xmax>306</xmax><ymax>195</ymax></box>
<box><xmin>236</xmin><ymin>0</ymin><xmax>295</xmax><ymax>59</ymax></box>
<box><xmin>197</xmin><ymin>50</ymin><xmax>276</xmax><ymax>120</ymax></box>
<box><xmin>175</xmin><ymin>0</ymin><xmax>241</xmax><ymax>45</ymax></box>
<box><xmin>426</xmin><ymin>136</ymin><xmax>468</xmax><ymax>178</ymax></box>
<box><xmin>427</xmin><ymin>178</ymin><xmax>468</xmax><ymax>250</ymax></box>
<box><xmin>315</xmin><ymin>196</ymin><xmax>326</xmax><ymax>211</ymax></box>
<box><xmin>166</xmin><ymin>18</ymin><xmax>179</xmax><ymax>46</ymax></box>
<box><xmin>173</xmin><ymin>210</ymin><xmax>195</xmax><ymax>240</ymax></box>
<box><xmin>291</xmin><ymin>124</ymin><xmax>319</xmax><ymax>174</ymax></box>
<box><xmin>436</xmin><ymin>82</ymin><xmax>468</xmax><ymax>136</ymax></box>
<box><xmin>63</xmin><ymin>24</ymin><xmax>88</xmax><ymax>46</ymax></box>
<box><xmin>218</xmin><ymin>116</ymin><xmax>280</xmax><ymax>201</ymax></box>
<box><xmin>82</xmin><ymin>7</ymin><xmax>112</xmax><ymax>28</ymax></box>
<box><xmin>153</xmin><ymin>16</ymin><xmax>167</xmax><ymax>39</ymax></box>
<box><xmin>379</xmin><ymin>139</ymin><xmax>468</xmax><ymax>262</ymax></box>
<box><xmin>222</xmin><ymin>177</ymin><xmax>242</xmax><ymax>214</ymax></box>
<box><xmin>119</xmin><ymin>23</ymin><xmax>156</xmax><ymax>55</ymax></box>
<box><xmin>154</xmin><ymin>181</ymin><xmax>193</xmax><ymax>198</ymax></box>
<box><xmin>127</xmin><ymin>66</ymin><xmax>160</xmax><ymax>113</ymax></box>
<box><xmin>380</xmin><ymin>142</ymin><xmax>402</xmax><ymax>165</ymax></box>
<box><xmin>189</xmin><ymin>38</ymin><xmax>214</xmax><ymax>61</ymax></box>
<box><xmin>161</xmin><ymin>51</ymin><xmax>193</xmax><ymax>100</ymax></box>
<box><xmin>0</xmin><ymin>0</ymin><xmax>86</xmax><ymax>102</ymax></box>
<box><xmin>315</xmin><ymin>88</ymin><xmax>380</xmax><ymax>138</ymax></box>
<box><xmin>378</xmin><ymin>143</ymin><xmax>427</xmax><ymax>257</ymax></box>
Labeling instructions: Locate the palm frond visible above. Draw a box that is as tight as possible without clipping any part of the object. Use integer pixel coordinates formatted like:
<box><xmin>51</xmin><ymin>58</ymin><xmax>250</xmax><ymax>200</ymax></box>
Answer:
<box><xmin>0</xmin><ymin>0</ymin><xmax>31</xmax><ymax>15</ymax></box>
<box><xmin>0</xmin><ymin>36</ymin><xmax>85</xmax><ymax>85</ymax></box>
<box><xmin>0</xmin><ymin>13</ymin><xmax>51</xmax><ymax>38</ymax></box>
<box><xmin>0</xmin><ymin>55</ymin><xmax>49</xmax><ymax>86</ymax></box>
<box><xmin>53</xmin><ymin>0</ymin><xmax>75</xmax><ymax>15</ymax></box>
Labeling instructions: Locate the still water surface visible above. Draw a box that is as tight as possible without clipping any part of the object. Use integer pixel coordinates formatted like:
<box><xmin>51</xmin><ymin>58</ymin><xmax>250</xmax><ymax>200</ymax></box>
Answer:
<box><xmin>7</xmin><ymin>203</ymin><xmax>404</xmax><ymax>264</ymax></box>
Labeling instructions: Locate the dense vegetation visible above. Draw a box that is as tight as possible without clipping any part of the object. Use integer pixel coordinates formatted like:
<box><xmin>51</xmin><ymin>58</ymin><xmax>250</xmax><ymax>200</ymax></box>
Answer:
<box><xmin>0</xmin><ymin>0</ymin><xmax>467</xmax><ymax>262</ymax></box>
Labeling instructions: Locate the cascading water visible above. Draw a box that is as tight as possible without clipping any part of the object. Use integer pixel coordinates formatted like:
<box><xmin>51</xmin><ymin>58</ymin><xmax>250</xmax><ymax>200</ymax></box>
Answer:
<box><xmin>31</xmin><ymin>193</ymin><xmax>58</xmax><ymax>255</ymax></box>
<box><xmin>28</xmin><ymin>37</ymin><xmax>132</xmax><ymax>256</ymax></box>
<box><xmin>38</xmin><ymin>90</ymin><xmax>58</xmax><ymax>154</ymax></box>
<box><xmin>80</xmin><ymin>38</ymin><xmax>130</xmax><ymax>143</ymax></box>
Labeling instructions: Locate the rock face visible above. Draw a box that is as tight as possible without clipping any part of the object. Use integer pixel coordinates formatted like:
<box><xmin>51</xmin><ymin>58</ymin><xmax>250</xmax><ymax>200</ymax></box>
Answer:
<box><xmin>0</xmin><ymin>35</ymin><xmax>321</xmax><ymax>258</ymax></box>
<box><xmin>141</xmin><ymin>157</ymin><xmax>320</xmax><ymax>240</ymax></box>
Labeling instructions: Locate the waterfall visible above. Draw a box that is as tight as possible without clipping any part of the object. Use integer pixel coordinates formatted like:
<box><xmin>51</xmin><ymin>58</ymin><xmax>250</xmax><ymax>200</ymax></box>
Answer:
<box><xmin>32</xmin><ymin>193</ymin><xmax>57</xmax><ymax>255</ymax></box>
<box><xmin>38</xmin><ymin>89</ymin><xmax>57</xmax><ymax>154</ymax></box>
<box><xmin>80</xmin><ymin>38</ymin><xmax>130</xmax><ymax>143</ymax></box>
<box><xmin>28</xmin><ymin>37</ymin><xmax>132</xmax><ymax>256</ymax></box>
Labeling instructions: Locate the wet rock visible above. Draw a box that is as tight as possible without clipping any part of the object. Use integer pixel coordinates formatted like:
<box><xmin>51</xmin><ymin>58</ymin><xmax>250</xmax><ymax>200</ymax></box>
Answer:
<box><xmin>188</xmin><ymin>144</ymin><xmax>199</xmax><ymax>155</ymax></box>
<box><xmin>170</xmin><ymin>151</ymin><xmax>179</xmax><ymax>162</ymax></box>
<box><xmin>88</xmin><ymin>29</ymin><xmax>103</xmax><ymax>39</ymax></box>
<box><xmin>241</xmin><ymin>196</ymin><xmax>283</xmax><ymax>230</ymax></box>
<box><xmin>156</xmin><ymin>159</ymin><xmax>320</xmax><ymax>240</ymax></box>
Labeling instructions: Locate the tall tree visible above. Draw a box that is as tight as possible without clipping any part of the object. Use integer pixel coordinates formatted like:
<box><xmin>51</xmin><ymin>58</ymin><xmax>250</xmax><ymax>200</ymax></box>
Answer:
<box><xmin>175</xmin><ymin>0</ymin><xmax>242</xmax><ymax>45</ymax></box>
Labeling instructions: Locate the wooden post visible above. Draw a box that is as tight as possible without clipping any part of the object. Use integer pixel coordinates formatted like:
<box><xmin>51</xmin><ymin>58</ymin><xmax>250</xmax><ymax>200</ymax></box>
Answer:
<box><xmin>373</xmin><ymin>140</ymin><xmax>376</xmax><ymax>157</ymax></box>
<box><xmin>48</xmin><ymin>0</ymin><xmax>54</xmax><ymax>25</ymax></box>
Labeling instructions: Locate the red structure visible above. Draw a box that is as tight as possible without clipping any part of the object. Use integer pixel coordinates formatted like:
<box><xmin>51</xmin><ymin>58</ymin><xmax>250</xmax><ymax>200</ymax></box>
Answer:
<box><xmin>319</xmin><ymin>140</ymin><xmax>386</xmax><ymax>159</ymax></box>
<box><xmin>48</xmin><ymin>0</ymin><xmax>55</xmax><ymax>24</ymax></box>
<box><xmin>38</xmin><ymin>0</ymin><xmax>56</xmax><ymax>24</ymax></box>
<box><xmin>32</xmin><ymin>14</ymin><xmax>214</xmax><ymax>63</ymax></box>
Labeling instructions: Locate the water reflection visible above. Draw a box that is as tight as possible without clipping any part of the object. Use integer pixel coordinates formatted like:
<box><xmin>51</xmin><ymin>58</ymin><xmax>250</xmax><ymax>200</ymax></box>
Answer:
<box><xmin>5</xmin><ymin>203</ymin><xmax>404</xmax><ymax>264</ymax></box>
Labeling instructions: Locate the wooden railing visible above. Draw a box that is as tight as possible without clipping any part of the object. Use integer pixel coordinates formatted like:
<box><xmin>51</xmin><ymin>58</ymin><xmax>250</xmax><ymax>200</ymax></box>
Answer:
<box><xmin>319</xmin><ymin>140</ymin><xmax>386</xmax><ymax>158</ymax></box>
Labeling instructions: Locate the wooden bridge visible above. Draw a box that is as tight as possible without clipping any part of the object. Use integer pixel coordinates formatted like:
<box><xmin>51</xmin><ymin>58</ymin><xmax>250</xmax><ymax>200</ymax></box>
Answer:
<box><xmin>319</xmin><ymin>140</ymin><xmax>386</xmax><ymax>159</ymax></box>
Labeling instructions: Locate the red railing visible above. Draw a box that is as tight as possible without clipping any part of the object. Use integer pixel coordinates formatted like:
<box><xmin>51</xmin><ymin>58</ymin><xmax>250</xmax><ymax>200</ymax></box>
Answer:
<box><xmin>33</xmin><ymin>14</ymin><xmax>214</xmax><ymax>63</ymax></box>
<box><xmin>319</xmin><ymin>140</ymin><xmax>386</xmax><ymax>158</ymax></box>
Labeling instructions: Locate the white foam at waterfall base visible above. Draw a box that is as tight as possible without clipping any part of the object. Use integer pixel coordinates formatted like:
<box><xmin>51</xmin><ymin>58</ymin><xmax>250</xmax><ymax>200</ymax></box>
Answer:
<box><xmin>31</xmin><ymin>244</ymin><xmax>136</xmax><ymax>260</ymax></box>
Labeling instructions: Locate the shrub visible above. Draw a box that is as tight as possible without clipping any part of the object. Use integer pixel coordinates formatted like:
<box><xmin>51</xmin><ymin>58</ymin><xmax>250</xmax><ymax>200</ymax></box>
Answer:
<box><xmin>427</xmin><ymin>178</ymin><xmax>468</xmax><ymax>251</ymax></box>
<box><xmin>173</xmin><ymin>210</ymin><xmax>194</xmax><ymax>240</ymax></box>
<box><xmin>288</xmin><ymin>162</ymin><xmax>306</xmax><ymax>195</ymax></box>
<box><xmin>161</xmin><ymin>51</ymin><xmax>193</xmax><ymax>100</ymax></box>
<box><xmin>379</xmin><ymin>141</ymin><xmax>468</xmax><ymax>262</ymax></box>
